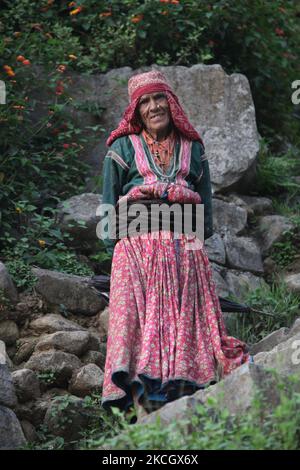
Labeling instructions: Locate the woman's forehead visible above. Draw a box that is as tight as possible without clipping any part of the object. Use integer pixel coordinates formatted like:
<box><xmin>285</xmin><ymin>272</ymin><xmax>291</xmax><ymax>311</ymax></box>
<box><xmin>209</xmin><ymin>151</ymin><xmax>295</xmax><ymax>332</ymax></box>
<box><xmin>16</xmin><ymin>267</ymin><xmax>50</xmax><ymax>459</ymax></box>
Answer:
<box><xmin>139</xmin><ymin>91</ymin><xmax>166</xmax><ymax>100</ymax></box>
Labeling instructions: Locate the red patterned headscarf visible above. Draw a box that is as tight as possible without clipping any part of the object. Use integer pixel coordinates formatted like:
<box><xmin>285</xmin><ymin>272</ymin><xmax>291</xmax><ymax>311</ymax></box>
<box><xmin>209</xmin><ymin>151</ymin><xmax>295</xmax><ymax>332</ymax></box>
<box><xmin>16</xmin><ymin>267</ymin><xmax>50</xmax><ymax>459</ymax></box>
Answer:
<box><xmin>106</xmin><ymin>70</ymin><xmax>204</xmax><ymax>147</ymax></box>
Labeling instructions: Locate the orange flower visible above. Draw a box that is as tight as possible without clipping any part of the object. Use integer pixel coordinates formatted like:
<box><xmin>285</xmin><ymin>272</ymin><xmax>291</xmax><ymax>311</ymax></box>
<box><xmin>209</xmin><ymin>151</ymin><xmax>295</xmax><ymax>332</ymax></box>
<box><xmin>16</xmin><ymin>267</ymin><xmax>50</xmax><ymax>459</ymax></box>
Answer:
<box><xmin>16</xmin><ymin>55</ymin><xmax>25</xmax><ymax>62</ymax></box>
<box><xmin>68</xmin><ymin>54</ymin><xmax>77</xmax><ymax>60</ymax></box>
<box><xmin>57</xmin><ymin>64</ymin><xmax>67</xmax><ymax>73</ymax></box>
<box><xmin>70</xmin><ymin>6</ymin><xmax>83</xmax><ymax>15</ymax></box>
<box><xmin>13</xmin><ymin>32</ymin><xmax>22</xmax><ymax>38</ymax></box>
<box><xmin>99</xmin><ymin>11</ymin><xmax>112</xmax><ymax>17</ymax></box>
<box><xmin>131</xmin><ymin>14</ymin><xmax>144</xmax><ymax>23</ymax></box>
<box><xmin>22</xmin><ymin>59</ymin><xmax>31</xmax><ymax>65</ymax></box>
<box><xmin>171</xmin><ymin>0</ymin><xmax>180</xmax><ymax>3</ymax></box>
<box><xmin>3</xmin><ymin>65</ymin><xmax>15</xmax><ymax>76</ymax></box>
<box><xmin>68</xmin><ymin>1</ymin><xmax>76</xmax><ymax>7</ymax></box>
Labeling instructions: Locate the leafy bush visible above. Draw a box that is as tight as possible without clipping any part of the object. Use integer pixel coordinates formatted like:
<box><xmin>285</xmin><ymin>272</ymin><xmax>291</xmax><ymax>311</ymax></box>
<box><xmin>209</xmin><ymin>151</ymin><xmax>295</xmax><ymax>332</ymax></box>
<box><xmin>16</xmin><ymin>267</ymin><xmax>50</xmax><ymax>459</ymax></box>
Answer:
<box><xmin>226</xmin><ymin>281</ymin><xmax>300</xmax><ymax>345</ymax></box>
<box><xmin>1</xmin><ymin>0</ymin><xmax>299</xmax><ymax>142</ymax></box>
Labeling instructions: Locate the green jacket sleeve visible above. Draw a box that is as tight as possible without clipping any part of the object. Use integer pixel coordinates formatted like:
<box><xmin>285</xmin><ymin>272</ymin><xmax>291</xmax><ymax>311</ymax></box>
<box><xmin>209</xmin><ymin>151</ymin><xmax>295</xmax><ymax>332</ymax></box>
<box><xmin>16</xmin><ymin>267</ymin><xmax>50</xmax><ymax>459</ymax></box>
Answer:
<box><xmin>194</xmin><ymin>143</ymin><xmax>213</xmax><ymax>240</ymax></box>
<box><xmin>101</xmin><ymin>141</ymin><xmax>130</xmax><ymax>257</ymax></box>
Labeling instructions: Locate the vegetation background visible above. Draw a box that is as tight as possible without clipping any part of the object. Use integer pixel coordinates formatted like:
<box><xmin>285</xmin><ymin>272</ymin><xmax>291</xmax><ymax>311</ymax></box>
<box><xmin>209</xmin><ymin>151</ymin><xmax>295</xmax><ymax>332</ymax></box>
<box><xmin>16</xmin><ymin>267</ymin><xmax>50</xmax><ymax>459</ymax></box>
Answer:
<box><xmin>0</xmin><ymin>0</ymin><xmax>300</xmax><ymax>450</ymax></box>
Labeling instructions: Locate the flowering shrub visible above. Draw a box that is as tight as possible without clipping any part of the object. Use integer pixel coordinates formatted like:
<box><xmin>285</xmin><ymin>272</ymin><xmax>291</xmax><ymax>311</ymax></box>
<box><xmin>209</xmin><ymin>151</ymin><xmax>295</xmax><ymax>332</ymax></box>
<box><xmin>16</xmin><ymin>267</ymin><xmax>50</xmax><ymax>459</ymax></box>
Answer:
<box><xmin>0</xmin><ymin>0</ymin><xmax>299</xmax><ymax>285</ymax></box>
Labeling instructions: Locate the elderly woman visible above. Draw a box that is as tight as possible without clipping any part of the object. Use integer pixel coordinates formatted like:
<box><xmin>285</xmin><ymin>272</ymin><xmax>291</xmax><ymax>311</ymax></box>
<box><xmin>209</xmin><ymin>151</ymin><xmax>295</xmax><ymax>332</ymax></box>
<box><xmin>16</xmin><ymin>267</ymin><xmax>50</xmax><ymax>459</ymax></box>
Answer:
<box><xmin>100</xmin><ymin>70</ymin><xmax>250</xmax><ymax>420</ymax></box>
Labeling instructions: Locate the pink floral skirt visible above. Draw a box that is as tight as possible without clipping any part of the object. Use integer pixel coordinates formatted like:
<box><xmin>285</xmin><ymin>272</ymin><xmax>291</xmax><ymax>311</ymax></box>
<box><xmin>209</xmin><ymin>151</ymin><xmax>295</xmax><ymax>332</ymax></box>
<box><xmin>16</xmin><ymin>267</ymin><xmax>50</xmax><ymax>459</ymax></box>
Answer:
<box><xmin>101</xmin><ymin>230</ymin><xmax>250</xmax><ymax>412</ymax></box>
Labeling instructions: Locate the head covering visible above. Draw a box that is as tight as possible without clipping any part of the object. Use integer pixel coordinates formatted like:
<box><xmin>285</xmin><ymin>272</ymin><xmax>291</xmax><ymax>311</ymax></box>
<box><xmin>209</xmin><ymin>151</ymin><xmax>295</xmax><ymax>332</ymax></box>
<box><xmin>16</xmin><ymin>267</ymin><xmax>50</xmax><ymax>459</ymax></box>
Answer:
<box><xmin>106</xmin><ymin>70</ymin><xmax>204</xmax><ymax>147</ymax></box>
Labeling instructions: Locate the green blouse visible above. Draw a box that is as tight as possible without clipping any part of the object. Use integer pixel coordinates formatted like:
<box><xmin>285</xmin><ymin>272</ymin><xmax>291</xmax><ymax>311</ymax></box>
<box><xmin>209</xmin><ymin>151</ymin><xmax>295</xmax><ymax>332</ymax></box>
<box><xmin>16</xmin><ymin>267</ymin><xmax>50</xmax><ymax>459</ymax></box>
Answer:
<box><xmin>101</xmin><ymin>133</ymin><xmax>213</xmax><ymax>256</ymax></box>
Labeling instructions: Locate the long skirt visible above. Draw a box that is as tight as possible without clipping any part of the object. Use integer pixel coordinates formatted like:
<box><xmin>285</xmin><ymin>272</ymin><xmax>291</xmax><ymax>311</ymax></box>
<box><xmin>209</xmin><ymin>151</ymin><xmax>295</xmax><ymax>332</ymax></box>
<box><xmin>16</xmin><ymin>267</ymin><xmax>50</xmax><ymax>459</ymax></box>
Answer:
<box><xmin>101</xmin><ymin>230</ymin><xmax>251</xmax><ymax>412</ymax></box>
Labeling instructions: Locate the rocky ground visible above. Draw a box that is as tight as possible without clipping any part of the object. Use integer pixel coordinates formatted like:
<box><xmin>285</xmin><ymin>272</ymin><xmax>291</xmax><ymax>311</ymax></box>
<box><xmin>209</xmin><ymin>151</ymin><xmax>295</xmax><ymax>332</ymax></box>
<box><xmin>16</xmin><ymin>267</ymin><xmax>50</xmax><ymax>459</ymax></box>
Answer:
<box><xmin>0</xmin><ymin>189</ymin><xmax>300</xmax><ymax>449</ymax></box>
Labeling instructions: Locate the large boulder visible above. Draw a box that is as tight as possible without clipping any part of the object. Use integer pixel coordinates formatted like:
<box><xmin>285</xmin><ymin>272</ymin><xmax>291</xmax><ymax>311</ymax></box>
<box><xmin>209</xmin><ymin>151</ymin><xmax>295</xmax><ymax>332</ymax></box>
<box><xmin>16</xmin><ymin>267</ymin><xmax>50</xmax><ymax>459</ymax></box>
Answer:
<box><xmin>212</xmin><ymin>199</ymin><xmax>248</xmax><ymax>236</ymax></box>
<box><xmin>12</xmin><ymin>369</ymin><xmax>41</xmax><ymax>403</ymax></box>
<box><xmin>69</xmin><ymin>364</ymin><xmax>104</xmax><ymax>397</ymax></box>
<box><xmin>44</xmin><ymin>394</ymin><xmax>98</xmax><ymax>441</ymax></box>
<box><xmin>222</xmin><ymin>268</ymin><xmax>267</xmax><ymax>301</ymax></box>
<box><xmin>29</xmin><ymin>314</ymin><xmax>86</xmax><ymax>335</ymax></box>
<box><xmin>0</xmin><ymin>262</ymin><xmax>19</xmax><ymax>304</ymax></box>
<box><xmin>223</xmin><ymin>234</ymin><xmax>264</xmax><ymax>274</ymax></box>
<box><xmin>254</xmin><ymin>331</ymin><xmax>300</xmax><ymax>377</ymax></box>
<box><xmin>250</xmin><ymin>318</ymin><xmax>300</xmax><ymax>356</ymax></box>
<box><xmin>257</xmin><ymin>215</ymin><xmax>295</xmax><ymax>256</ymax></box>
<box><xmin>56</xmin><ymin>193</ymin><xmax>102</xmax><ymax>246</ymax></box>
<box><xmin>0</xmin><ymin>406</ymin><xmax>27</xmax><ymax>449</ymax></box>
<box><xmin>35</xmin><ymin>330</ymin><xmax>91</xmax><ymax>357</ymax></box>
<box><xmin>24</xmin><ymin>351</ymin><xmax>82</xmax><ymax>387</ymax></box>
<box><xmin>31</xmin><ymin>268</ymin><xmax>106</xmax><ymax>316</ymax></box>
<box><xmin>140</xmin><ymin>363</ymin><xmax>281</xmax><ymax>426</ymax></box>
<box><xmin>0</xmin><ymin>364</ymin><xmax>18</xmax><ymax>408</ymax></box>
<box><xmin>205</xmin><ymin>233</ymin><xmax>226</xmax><ymax>265</ymax></box>
<box><xmin>0</xmin><ymin>320</ymin><xmax>19</xmax><ymax>346</ymax></box>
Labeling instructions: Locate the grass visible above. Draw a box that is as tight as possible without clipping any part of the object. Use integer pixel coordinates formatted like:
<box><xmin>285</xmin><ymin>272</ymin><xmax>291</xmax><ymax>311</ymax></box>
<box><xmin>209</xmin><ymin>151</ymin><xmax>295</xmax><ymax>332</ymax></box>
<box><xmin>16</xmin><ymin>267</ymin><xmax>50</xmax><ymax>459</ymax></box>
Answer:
<box><xmin>224</xmin><ymin>279</ymin><xmax>300</xmax><ymax>346</ymax></box>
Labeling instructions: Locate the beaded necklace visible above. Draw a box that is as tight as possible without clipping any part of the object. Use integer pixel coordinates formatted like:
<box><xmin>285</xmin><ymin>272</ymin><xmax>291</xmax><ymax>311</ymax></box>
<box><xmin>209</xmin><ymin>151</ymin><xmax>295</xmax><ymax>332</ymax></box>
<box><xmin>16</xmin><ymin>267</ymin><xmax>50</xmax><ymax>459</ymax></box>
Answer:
<box><xmin>142</xmin><ymin>128</ymin><xmax>176</xmax><ymax>174</ymax></box>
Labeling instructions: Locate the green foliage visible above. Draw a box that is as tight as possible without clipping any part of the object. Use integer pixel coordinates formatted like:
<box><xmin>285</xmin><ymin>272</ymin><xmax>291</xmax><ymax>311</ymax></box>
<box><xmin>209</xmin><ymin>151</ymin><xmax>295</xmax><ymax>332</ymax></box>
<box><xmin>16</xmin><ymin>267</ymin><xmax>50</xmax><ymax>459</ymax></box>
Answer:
<box><xmin>1</xmin><ymin>0</ymin><xmax>299</xmax><ymax>142</ymax></box>
<box><xmin>226</xmin><ymin>281</ymin><xmax>300</xmax><ymax>345</ymax></box>
<box><xmin>271</xmin><ymin>230</ymin><xmax>298</xmax><ymax>268</ymax></box>
<box><xmin>255</xmin><ymin>140</ymin><xmax>300</xmax><ymax>196</ymax></box>
<box><xmin>37</xmin><ymin>370</ymin><xmax>58</xmax><ymax>386</ymax></box>
<box><xmin>78</xmin><ymin>373</ymin><xmax>300</xmax><ymax>450</ymax></box>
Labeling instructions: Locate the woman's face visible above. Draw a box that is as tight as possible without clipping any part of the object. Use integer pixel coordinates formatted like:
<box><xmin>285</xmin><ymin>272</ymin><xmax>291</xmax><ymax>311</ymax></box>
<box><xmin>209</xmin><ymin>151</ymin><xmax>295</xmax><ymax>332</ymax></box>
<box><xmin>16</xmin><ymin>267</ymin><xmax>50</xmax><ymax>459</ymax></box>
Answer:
<box><xmin>138</xmin><ymin>92</ymin><xmax>171</xmax><ymax>137</ymax></box>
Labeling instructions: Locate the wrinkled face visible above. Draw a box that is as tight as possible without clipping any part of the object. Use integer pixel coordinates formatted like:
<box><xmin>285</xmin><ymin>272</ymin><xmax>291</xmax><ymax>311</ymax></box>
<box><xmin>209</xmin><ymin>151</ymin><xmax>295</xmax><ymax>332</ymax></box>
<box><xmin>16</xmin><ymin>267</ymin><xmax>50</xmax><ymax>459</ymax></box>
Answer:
<box><xmin>138</xmin><ymin>92</ymin><xmax>171</xmax><ymax>136</ymax></box>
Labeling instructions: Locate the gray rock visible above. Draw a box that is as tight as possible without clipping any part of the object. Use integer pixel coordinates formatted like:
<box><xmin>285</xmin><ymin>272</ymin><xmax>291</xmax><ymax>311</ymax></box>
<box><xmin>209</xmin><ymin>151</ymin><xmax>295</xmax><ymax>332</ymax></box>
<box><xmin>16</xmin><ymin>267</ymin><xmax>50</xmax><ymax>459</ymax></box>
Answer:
<box><xmin>141</xmin><ymin>363</ymin><xmax>280</xmax><ymax>425</ymax></box>
<box><xmin>15</xmin><ymin>389</ymin><xmax>69</xmax><ymax>427</ymax></box>
<box><xmin>69</xmin><ymin>364</ymin><xmax>104</xmax><ymax>397</ymax></box>
<box><xmin>31</xmin><ymin>268</ymin><xmax>106</xmax><ymax>316</ymax></box>
<box><xmin>14</xmin><ymin>337</ymin><xmax>39</xmax><ymax>365</ymax></box>
<box><xmin>250</xmin><ymin>328</ymin><xmax>289</xmax><ymax>355</ymax></box>
<box><xmin>0</xmin><ymin>261</ymin><xmax>19</xmax><ymax>304</ymax></box>
<box><xmin>81</xmin><ymin>350</ymin><xmax>106</xmax><ymax>369</ymax></box>
<box><xmin>212</xmin><ymin>199</ymin><xmax>248</xmax><ymax>236</ymax></box>
<box><xmin>35</xmin><ymin>330</ymin><xmax>91</xmax><ymax>357</ymax></box>
<box><xmin>250</xmin><ymin>317</ymin><xmax>300</xmax><ymax>355</ymax></box>
<box><xmin>254</xmin><ymin>331</ymin><xmax>300</xmax><ymax>377</ymax></box>
<box><xmin>0</xmin><ymin>364</ymin><xmax>17</xmax><ymax>408</ymax></box>
<box><xmin>257</xmin><ymin>215</ymin><xmax>295</xmax><ymax>256</ymax></box>
<box><xmin>29</xmin><ymin>314</ymin><xmax>86</xmax><ymax>335</ymax></box>
<box><xmin>0</xmin><ymin>405</ymin><xmax>27</xmax><ymax>449</ymax></box>
<box><xmin>223</xmin><ymin>268</ymin><xmax>266</xmax><ymax>301</ymax></box>
<box><xmin>210</xmin><ymin>263</ymin><xmax>230</xmax><ymax>298</ymax></box>
<box><xmin>25</xmin><ymin>351</ymin><xmax>82</xmax><ymax>387</ymax></box>
<box><xmin>12</xmin><ymin>369</ymin><xmax>41</xmax><ymax>403</ymax></box>
<box><xmin>44</xmin><ymin>394</ymin><xmax>98</xmax><ymax>441</ymax></box>
<box><xmin>56</xmin><ymin>193</ymin><xmax>102</xmax><ymax>246</ymax></box>
<box><xmin>283</xmin><ymin>273</ymin><xmax>300</xmax><ymax>293</ymax></box>
<box><xmin>237</xmin><ymin>195</ymin><xmax>273</xmax><ymax>215</ymax></box>
<box><xmin>20</xmin><ymin>420</ymin><xmax>38</xmax><ymax>443</ymax></box>
<box><xmin>205</xmin><ymin>233</ymin><xmax>226</xmax><ymax>265</ymax></box>
<box><xmin>224</xmin><ymin>234</ymin><xmax>264</xmax><ymax>274</ymax></box>
<box><xmin>97</xmin><ymin>307</ymin><xmax>109</xmax><ymax>335</ymax></box>
<box><xmin>0</xmin><ymin>320</ymin><xmax>19</xmax><ymax>346</ymax></box>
